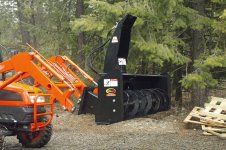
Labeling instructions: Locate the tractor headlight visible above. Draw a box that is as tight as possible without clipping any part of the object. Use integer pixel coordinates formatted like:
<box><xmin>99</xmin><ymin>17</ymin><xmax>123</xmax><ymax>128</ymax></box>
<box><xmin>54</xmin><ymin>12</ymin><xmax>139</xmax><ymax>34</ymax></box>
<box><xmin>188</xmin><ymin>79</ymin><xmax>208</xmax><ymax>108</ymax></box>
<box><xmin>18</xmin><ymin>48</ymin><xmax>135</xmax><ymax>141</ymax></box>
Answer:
<box><xmin>29</xmin><ymin>96</ymin><xmax>45</xmax><ymax>103</ymax></box>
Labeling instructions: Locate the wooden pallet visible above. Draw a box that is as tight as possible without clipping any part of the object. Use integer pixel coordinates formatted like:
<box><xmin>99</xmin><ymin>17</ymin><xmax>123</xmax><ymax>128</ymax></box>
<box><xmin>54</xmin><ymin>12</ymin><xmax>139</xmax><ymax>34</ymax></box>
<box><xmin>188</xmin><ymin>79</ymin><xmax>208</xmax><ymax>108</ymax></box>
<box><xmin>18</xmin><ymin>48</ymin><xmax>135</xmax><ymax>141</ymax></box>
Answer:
<box><xmin>183</xmin><ymin>107</ymin><xmax>226</xmax><ymax>127</ymax></box>
<box><xmin>202</xmin><ymin>97</ymin><xmax>226</xmax><ymax>120</ymax></box>
<box><xmin>184</xmin><ymin>97</ymin><xmax>226</xmax><ymax>139</ymax></box>
<box><xmin>202</xmin><ymin>124</ymin><xmax>226</xmax><ymax>139</ymax></box>
<box><xmin>202</xmin><ymin>125</ymin><xmax>226</xmax><ymax>133</ymax></box>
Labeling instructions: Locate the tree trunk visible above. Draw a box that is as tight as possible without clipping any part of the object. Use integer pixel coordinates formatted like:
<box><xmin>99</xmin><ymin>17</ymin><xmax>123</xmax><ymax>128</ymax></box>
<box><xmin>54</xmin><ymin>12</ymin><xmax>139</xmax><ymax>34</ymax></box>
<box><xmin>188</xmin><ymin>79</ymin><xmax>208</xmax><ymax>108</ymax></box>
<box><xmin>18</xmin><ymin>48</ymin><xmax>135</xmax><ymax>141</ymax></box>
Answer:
<box><xmin>191</xmin><ymin>87</ymin><xmax>208</xmax><ymax>107</ymax></box>
<box><xmin>190</xmin><ymin>0</ymin><xmax>207</xmax><ymax>107</ymax></box>
<box><xmin>30</xmin><ymin>0</ymin><xmax>37</xmax><ymax>48</ymax></box>
<box><xmin>16</xmin><ymin>0</ymin><xmax>31</xmax><ymax>45</ymax></box>
<box><xmin>174</xmin><ymin>67</ymin><xmax>183</xmax><ymax>108</ymax></box>
<box><xmin>73</xmin><ymin>0</ymin><xmax>85</xmax><ymax>67</ymax></box>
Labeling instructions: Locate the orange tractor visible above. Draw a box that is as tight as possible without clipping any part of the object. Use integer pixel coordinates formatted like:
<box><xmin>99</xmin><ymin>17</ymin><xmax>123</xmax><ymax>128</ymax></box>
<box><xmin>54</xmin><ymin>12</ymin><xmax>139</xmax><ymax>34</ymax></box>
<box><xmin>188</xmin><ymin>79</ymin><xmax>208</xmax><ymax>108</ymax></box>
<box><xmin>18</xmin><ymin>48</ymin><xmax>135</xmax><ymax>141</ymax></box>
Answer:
<box><xmin>0</xmin><ymin>15</ymin><xmax>170</xmax><ymax>148</ymax></box>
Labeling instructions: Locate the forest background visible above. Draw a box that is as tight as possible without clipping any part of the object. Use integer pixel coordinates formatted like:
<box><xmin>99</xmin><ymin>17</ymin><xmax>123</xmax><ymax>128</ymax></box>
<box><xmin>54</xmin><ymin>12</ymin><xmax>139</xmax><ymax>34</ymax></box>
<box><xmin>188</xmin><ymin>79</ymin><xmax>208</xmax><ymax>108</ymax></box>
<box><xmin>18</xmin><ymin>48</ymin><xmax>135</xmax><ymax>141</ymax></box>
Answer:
<box><xmin>0</xmin><ymin>0</ymin><xmax>226</xmax><ymax>108</ymax></box>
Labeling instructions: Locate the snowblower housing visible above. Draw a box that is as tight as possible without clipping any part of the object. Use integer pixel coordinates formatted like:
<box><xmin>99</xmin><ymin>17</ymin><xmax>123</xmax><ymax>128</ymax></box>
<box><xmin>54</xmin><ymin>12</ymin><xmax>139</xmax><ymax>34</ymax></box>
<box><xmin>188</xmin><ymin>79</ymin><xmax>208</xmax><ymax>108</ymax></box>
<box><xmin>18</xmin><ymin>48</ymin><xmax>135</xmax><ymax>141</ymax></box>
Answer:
<box><xmin>79</xmin><ymin>14</ymin><xmax>170</xmax><ymax>124</ymax></box>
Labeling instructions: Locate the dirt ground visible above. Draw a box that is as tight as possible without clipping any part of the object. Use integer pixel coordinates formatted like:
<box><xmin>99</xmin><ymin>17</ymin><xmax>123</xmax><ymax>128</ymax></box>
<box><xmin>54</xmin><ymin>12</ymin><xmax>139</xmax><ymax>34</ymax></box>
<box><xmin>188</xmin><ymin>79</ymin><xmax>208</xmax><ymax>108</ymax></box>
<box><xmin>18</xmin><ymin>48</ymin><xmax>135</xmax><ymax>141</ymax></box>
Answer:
<box><xmin>4</xmin><ymin>106</ymin><xmax>226</xmax><ymax>150</ymax></box>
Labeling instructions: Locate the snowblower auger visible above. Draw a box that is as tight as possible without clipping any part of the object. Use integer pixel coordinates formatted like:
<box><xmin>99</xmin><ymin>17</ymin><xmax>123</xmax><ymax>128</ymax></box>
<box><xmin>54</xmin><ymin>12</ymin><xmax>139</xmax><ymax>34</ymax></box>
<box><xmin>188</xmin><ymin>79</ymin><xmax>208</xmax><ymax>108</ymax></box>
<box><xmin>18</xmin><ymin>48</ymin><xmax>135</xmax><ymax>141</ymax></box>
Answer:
<box><xmin>79</xmin><ymin>14</ymin><xmax>171</xmax><ymax>124</ymax></box>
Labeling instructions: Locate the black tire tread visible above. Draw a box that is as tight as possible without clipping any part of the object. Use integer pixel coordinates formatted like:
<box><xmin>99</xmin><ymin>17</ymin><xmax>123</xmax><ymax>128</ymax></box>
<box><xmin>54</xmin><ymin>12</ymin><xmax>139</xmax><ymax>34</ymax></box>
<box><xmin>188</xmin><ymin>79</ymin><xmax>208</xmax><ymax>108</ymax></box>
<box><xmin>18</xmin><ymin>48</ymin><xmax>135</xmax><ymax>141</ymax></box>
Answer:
<box><xmin>17</xmin><ymin>123</ymin><xmax>52</xmax><ymax>148</ymax></box>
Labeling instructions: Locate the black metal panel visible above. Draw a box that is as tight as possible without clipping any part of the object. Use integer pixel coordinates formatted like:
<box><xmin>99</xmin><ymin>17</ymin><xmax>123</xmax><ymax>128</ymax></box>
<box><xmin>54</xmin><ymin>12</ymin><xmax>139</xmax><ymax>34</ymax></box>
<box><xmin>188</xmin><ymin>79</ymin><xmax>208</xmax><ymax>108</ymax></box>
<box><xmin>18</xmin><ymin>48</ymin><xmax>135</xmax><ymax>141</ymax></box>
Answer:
<box><xmin>78</xmin><ymin>87</ymin><xmax>98</xmax><ymax>115</ymax></box>
<box><xmin>104</xmin><ymin>14</ymin><xmax>137</xmax><ymax>73</ymax></box>
<box><xmin>122</xmin><ymin>73</ymin><xmax>170</xmax><ymax>92</ymax></box>
<box><xmin>96</xmin><ymin>70</ymin><xmax>124</xmax><ymax>124</ymax></box>
<box><xmin>0</xmin><ymin>106</ymin><xmax>45</xmax><ymax>124</ymax></box>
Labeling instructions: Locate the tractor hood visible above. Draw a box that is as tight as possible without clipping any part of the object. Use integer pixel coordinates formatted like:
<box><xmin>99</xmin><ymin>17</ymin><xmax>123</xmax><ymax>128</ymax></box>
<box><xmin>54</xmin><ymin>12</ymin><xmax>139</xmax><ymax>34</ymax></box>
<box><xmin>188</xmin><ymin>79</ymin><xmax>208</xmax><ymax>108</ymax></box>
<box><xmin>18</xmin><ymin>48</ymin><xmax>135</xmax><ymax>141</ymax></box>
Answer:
<box><xmin>0</xmin><ymin>81</ymin><xmax>42</xmax><ymax>94</ymax></box>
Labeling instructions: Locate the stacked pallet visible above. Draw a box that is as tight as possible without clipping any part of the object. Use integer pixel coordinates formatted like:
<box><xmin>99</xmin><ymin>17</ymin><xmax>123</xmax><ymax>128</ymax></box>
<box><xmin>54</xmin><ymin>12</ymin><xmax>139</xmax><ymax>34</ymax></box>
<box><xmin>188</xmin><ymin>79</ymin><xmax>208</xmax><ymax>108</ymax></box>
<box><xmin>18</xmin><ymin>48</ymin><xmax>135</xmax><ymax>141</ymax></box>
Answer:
<box><xmin>184</xmin><ymin>97</ymin><xmax>226</xmax><ymax>139</ymax></box>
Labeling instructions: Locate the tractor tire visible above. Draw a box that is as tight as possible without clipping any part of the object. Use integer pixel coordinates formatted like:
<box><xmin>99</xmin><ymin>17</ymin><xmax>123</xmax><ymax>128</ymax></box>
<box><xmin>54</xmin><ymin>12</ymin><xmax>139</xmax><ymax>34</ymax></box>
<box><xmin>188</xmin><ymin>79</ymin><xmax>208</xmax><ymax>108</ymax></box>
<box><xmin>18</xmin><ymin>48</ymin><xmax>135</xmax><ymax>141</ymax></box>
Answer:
<box><xmin>17</xmin><ymin>123</ymin><xmax>52</xmax><ymax>148</ymax></box>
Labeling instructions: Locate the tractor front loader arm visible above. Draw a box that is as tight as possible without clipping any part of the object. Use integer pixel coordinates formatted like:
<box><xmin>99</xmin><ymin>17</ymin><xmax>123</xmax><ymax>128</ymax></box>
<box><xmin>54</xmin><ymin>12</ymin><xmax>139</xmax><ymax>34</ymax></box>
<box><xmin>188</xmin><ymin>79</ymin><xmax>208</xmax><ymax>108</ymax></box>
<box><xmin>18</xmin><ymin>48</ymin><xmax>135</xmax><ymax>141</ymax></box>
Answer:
<box><xmin>48</xmin><ymin>56</ymin><xmax>98</xmax><ymax>96</ymax></box>
<box><xmin>0</xmin><ymin>52</ymin><xmax>75</xmax><ymax>111</ymax></box>
<box><xmin>10</xmin><ymin>52</ymin><xmax>97</xmax><ymax>101</ymax></box>
<box><xmin>49</xmin><ymin>56</ymin><xmax>97</xmax><ymax>85</ymax></box>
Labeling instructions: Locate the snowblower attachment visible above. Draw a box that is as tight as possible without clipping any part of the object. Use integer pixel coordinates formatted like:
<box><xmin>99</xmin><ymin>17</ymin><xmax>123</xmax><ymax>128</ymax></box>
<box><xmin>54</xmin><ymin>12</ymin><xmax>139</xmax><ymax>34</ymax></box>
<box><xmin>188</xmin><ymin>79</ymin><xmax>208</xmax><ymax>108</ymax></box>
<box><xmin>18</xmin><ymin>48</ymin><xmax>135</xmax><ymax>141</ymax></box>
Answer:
<box><xmin>79</xmin><ymin>14</ymin><xmax>170</xmax><ymax>124</ymax></box>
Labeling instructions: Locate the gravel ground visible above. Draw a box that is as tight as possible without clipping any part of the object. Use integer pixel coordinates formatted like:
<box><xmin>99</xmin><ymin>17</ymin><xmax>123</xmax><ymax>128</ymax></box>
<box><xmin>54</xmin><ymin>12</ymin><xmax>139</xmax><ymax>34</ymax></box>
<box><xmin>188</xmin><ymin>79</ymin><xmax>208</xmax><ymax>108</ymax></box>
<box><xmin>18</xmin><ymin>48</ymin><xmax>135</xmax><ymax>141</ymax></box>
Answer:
<box><xmin>3</xmin><ymin>107</ymin><xmax>226</xmax><ymax>150</ymax></box>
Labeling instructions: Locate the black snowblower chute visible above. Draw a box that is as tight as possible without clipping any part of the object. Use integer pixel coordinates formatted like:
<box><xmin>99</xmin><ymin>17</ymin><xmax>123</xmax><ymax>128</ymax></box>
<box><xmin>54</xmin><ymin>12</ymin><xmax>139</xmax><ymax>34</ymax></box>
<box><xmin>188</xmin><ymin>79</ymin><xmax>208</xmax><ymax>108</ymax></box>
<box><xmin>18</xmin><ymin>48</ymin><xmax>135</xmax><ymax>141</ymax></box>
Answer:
<box><xmin>79</xmin><ymin>14</ymin><xmax>170</xmax><ymax>124</ymax></box>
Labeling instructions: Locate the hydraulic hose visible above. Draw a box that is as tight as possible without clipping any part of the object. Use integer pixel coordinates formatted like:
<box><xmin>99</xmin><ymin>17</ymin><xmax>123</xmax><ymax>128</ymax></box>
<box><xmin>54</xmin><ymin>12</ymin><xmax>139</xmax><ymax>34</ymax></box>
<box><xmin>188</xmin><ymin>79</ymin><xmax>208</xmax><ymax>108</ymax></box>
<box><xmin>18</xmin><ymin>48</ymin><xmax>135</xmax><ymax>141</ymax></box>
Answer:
<box><xmin>87</xmin><ymin>25</ymin><xmax>117</xmax><ymax>75</ymax></box>
<box><xmin>87</xmin><ymin>38</ymin><xmax>110</xmax><ymax>74</ymax></box>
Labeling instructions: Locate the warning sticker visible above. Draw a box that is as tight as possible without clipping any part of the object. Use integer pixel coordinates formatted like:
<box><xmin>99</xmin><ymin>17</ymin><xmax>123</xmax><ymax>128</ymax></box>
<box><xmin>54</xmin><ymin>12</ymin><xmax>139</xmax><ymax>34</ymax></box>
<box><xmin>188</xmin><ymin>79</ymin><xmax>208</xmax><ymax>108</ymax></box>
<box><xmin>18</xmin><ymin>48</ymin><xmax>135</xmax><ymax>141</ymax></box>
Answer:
<box><xmin>118</xmin><ymin>58</ymin><xmax>127</xmax><ymax>65</ymax></box>
<box><xmin>112</xmin><ymin>36</ymin><xmax>118</xmax><ymax>43</ymax></box>
<box><xmin>104</xmin><ymin>79</ymin><xmax>118</xmax><ymax>87</ymax></box>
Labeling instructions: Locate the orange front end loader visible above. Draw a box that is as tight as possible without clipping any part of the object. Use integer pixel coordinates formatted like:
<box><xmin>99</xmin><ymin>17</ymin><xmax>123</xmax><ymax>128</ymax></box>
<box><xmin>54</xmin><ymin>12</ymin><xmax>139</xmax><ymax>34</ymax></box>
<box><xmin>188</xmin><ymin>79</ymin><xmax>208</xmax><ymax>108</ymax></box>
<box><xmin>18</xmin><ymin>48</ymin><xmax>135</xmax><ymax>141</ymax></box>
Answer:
<box><xmin>0</xmin><ymin>50</ymin><xmax>97</xmax><ymax>148</ymax></box>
